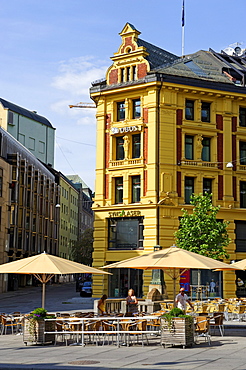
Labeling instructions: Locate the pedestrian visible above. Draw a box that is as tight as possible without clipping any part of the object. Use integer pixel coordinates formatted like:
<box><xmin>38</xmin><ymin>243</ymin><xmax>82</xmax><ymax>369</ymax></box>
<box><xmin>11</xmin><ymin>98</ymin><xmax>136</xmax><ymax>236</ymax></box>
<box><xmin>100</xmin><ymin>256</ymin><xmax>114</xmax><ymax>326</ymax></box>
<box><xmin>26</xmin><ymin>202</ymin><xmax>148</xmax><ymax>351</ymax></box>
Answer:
<box><xmin>175</xmin><ymin>287</ymin><xmax>193</xmax><ymax>312</ymax></box>
<box><xmin>237</xmin><ymin>278</ymin><xmax>244</xmax><ymax>287</ymax></box>
<box><xmin>210</xmin><ymin>279</ymin><xmax>216</xmax><ymax>293</ymax></box>
<box><xmin>126</xmin><ymin>288</ymin><xmax>138</xmax><ymax>315</ymax></box>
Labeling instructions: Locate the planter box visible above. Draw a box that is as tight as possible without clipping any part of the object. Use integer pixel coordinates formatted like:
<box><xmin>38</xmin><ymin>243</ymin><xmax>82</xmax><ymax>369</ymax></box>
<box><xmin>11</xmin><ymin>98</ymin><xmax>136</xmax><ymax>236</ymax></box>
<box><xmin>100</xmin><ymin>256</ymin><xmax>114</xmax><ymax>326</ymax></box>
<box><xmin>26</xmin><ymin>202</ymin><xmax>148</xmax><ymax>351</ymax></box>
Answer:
<box><xmin>161</xmin><ymin>317</ymin><xmax>194</xmax><ymax>348</ymax></box>
<box><xmin>23</xmin><ymin>318</ymin><xmax>55</xmax><ymax>345</ymax></box>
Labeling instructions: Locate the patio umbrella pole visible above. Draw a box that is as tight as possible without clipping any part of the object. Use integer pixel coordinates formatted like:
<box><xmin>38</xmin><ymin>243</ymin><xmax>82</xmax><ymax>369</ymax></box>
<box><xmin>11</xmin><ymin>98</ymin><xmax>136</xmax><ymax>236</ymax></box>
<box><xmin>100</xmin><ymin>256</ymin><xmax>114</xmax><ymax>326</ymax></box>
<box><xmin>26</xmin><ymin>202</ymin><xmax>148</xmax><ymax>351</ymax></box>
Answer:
<box><xmin>42</xmin><ymin>281</ymin><xmax>46</xmax><ymax>309</ymax></box>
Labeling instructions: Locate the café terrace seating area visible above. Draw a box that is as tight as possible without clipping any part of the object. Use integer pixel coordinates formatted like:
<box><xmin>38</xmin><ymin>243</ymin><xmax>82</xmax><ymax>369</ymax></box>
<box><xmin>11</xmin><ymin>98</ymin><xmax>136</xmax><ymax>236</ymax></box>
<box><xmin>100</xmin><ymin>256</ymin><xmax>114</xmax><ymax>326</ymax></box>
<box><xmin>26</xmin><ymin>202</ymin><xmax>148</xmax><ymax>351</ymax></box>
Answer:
<box><xmin>1</xmin><ymin>297</ymin><xmax>246</xmax><ymax>347</ymax></box>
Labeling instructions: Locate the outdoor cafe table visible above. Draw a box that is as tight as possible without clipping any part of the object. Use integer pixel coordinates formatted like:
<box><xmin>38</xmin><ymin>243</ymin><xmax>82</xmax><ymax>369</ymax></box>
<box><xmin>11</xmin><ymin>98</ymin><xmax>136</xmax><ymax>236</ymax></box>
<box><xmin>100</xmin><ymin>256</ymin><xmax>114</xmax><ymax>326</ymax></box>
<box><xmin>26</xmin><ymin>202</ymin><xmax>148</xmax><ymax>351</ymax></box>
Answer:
<box><xmin>44</xmin><ymin>315</ymin><xmax>161</xmax><ymax>347</ymax></box>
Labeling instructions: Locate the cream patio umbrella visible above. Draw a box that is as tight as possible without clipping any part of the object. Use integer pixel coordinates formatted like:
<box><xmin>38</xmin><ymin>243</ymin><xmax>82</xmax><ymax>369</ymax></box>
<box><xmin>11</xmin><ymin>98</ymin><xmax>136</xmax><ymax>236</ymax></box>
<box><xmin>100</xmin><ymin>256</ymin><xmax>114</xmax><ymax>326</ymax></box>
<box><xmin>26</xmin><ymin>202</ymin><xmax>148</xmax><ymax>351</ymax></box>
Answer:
<box><xmin>0</xmin><ymin>252</ymin><xmax>110</xmax><ymax>308</ymax></box>
<box><xmin>103</xmin><ymin>245</ymin><xmax>239</xmax><ymax>301</ymax></box>
<box><xmin>230</xmin><ymin>259</ymin><xmax>246</xmax><ymax>270</ymax></box>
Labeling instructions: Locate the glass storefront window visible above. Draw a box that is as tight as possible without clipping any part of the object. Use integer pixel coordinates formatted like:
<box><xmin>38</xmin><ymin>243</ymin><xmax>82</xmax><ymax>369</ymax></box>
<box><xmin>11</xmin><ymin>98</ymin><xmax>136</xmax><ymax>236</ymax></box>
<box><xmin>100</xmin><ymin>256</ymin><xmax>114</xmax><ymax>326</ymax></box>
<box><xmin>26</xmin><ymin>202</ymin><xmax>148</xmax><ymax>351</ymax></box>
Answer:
<box><xmin>108</xmin><ymin>217</ymin><xmax>144</xmax><ymax>250</ymax></box>
<box><xmin>190</xmin><ymin>269</ymin><xmax>222</xmax><ymax>299</ymax></box>
<box><xmin>108</xmin><ymin>267</ymin><xmax>143</xmax><ymax>298</ymax></box>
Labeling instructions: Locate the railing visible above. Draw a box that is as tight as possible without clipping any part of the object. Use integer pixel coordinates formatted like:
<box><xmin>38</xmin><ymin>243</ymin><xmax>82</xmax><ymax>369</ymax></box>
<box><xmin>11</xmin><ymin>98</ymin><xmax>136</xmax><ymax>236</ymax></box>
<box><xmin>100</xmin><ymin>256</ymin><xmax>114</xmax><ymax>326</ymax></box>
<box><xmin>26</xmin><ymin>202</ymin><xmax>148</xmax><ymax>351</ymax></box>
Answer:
<box><xmin>238</xmin><ymin>165</ymin><xmax>246</xmax><ymax>171</ymax></box>
<box><xmin>181</xmin><ymin>160</ymin><xmax>218</xmax><ymax>168</ymax></box>
<box><xmin>44</xmin><ymin>315</ymin><xmax>161</xmax><ymax>347</ymax></box>
<box><xmin>94</xmin><ymin>299</ymin><xmax>161</xmax><ymax>314</ymax></box>
<box><xmin>109</xmin><ymin>158</ymin><xmax>143</xmax><ymax>168</ymax></box>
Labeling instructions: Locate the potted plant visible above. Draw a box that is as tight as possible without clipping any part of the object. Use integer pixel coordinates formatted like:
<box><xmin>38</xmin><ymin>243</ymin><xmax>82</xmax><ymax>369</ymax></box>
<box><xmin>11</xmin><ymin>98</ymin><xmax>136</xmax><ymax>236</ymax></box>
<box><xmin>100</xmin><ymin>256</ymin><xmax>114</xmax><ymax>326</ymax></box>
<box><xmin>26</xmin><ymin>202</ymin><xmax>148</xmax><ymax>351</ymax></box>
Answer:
<box><xmin>23</xmin><ymin>308</ymin><xmax>56</xmax><ymax>345</ymax></box>
<box><xmin>161</xmin><ymin>308</ymin><xmax>194</xmax><ymax>348</ymax></box>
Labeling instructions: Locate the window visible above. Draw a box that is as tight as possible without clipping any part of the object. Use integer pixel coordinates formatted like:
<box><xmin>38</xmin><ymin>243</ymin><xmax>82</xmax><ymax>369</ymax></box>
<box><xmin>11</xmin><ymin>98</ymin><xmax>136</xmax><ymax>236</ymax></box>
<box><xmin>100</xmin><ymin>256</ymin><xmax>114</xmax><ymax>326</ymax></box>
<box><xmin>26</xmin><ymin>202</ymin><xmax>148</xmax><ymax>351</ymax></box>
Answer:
<box><xmin>185</xmin><ymin>177</ymin><xmax>194</xmax><ymax>204</ymax></box>
<box><xmin>201</xmin><ymin>102</ymin><xmax>211</xmax><ymax>122</ymax></box>
<box><xmin>203</xmin><ymin>178</ymin><xmax>212</xmax><ymax>195</ymax></box>
<box><xmin>185</xmin><ymin>100</ymin><xmax>194</xmax><ymax>120</ymax></box>
<box><xmin>39</xmin><ymin>141</ymin><xmax>45</xmax><ymax>154</ymax></box>
<box><xmin>240</xmin><ymin>181</ymin><xmax>246</xmax><ymax>208</ymax></box>
<box><xmin>117</xmin><ymin>101</ymin><xmax>125</xmax><ymax>121</ymax></box>
<box><xmin>132</xmin><ymin>175</ymin><xmax>141</xmax><ymax>203</ymax></box>
<box><xmin>185</xmin><ymin>135</ymin><xmax>194</xmax><ymax>160</ymax></box>
<box><xmin>239</xmin><ymin>107</ymin><xmax>246</xmax><ymax>127</ymax></box>
<box><xmin>115</xmin><ymin>177</ymin><xmax>123</xmax><ymax>204</ymax></box>
<box><xmin>108</xmin><ymin>268</ymin><xmax>143</xmax><ymax>298</ymax></box>
<box><xmin>132</xmin><ymin>99</ymin><xmax>141</xmax><ymax>119</ymax></box>
<box><xmin>8</xmin><ymin>111</ymin><xmax>14</xmax><ymax>125</ymax></box>
<box><xmin>108</xmin><ymin>217</ymin><xmax>144</xmax><ymax>250</ymax></box>
<box><xmin>120</xmin><ymin>68</ymin><xmax>125</xmax><ymax>83</ymax></box>
<box><xmin>126</xmin><ymin>67</ymin><xmax>131</xmax><ymax>81</ymax></box>
<box><xmin>240</xmin><ymin>141</ymin><xmax>246</xmax><ymax>165</ymax></box>
<box><xmin>235</xmin><ymin>221</ymin><xmax>246</xmax><ymax>252</ymax></box>
<box><xmin>19</xmin><ymin>134</ymin><xmax>25</xmax><ymax>146</ymax></box>
<box><xmin>202</xmin><ymin>137</ymin><xmax>211</xmax><ymax>161</ymax></box>
<box><xmin>0</xmin><ymin>168</ymin><xmax>2</xmax><ymax>197</ymax></box>
<box><xmin>29</xmin><ymin>137</ymin><xmax>35</xmax><ymax>151</ymax></box>
<box><xmin>132</xmin><ymin>134</ymin><xmax>141</xmax><ymax>158</ymax></box>
<box><xmin>116</xmin><ymin>136</ymin><xmax>124</xmax><ymax>160</ymax></box>
<box><xmin>133</xmin><ymin>66</ymin><xmax>137</xmax><ymax>81</ymax></box>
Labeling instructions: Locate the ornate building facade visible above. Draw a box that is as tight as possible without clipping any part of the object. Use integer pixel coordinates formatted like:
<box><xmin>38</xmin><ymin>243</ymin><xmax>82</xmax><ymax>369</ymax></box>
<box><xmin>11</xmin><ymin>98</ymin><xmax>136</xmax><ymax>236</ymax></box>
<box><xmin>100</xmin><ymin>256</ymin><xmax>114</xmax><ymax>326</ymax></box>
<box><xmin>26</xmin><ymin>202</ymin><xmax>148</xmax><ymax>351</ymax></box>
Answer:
<box><xmin>90</xmin><ymin>23</ymin><xmax>246</xmax><ymax>299</ymax></box>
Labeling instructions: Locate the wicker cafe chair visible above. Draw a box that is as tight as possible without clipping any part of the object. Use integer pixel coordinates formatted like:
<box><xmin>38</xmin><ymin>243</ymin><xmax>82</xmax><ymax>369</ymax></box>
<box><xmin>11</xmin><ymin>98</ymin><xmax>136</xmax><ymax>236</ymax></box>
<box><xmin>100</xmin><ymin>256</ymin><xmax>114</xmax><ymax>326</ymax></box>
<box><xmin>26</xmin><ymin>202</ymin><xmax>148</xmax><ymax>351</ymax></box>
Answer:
<box><xmin>84</xmin><ymin>320</ymin><xmax>102</xmax><ymax>345</ymax></box>
<box><xmin>55</xmin><ymin>317</ymin><xmax>72</xmax><ymax>345</ymax></box>
<box><xmin>1</xmin><ymin>315</ymin><xmax>18</xmax><ymax>335</ymax></box>
<box><xmin>121</xmin><ymin>319</ymin><xmax>149</xmax><ymax>347</ymax></box>
<box><xmin>231</xmin><ymin>304</ymin><xmax>246</xmax><ymax>321</ymax></box>
<box><xmin>101</xmin><ymin>320</ymin><xmax>117</xmax><ymax>345</ymax></box>
<box><xmin>209</xmin><ymin>313</ymin><xmax>224</xmax><ymax>336</ymax></box>
<box><xmin>147</xmin><ymin>317</ymin><xmax>161</xmax><ymax>333</ymax></box>
<box><xmin>194</xmin><ymin>316</ymin><xmax>211</xmax><ymax>345</ymax></box>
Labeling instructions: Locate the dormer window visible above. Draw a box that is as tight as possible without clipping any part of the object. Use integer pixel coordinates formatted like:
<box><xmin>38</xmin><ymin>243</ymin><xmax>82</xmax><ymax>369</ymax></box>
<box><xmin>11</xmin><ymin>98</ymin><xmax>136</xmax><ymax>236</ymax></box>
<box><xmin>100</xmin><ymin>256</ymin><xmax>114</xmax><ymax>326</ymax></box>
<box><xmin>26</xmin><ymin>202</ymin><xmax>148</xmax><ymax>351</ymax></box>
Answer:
<box><xmin>119</xmin><ymin>66</ymin><xmax>138</xmax><ymax>83</ymax></box>
<box><xmin>120</xmin><ymin>68</ymin><xmax>125</xmax><ymax>83</ymax></box>
<box><xmin>126</xmin><ymin>67</ymin><xmax>131</xmax><ymax>81</ymax></box>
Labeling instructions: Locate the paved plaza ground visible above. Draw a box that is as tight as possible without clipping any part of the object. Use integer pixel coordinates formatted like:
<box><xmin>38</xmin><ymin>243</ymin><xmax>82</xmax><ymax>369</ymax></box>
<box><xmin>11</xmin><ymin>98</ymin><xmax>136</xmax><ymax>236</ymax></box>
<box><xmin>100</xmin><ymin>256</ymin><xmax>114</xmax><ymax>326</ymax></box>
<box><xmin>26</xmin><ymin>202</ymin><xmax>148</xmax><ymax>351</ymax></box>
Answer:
<box><xmin>0</xmin><ymin>283</ymin><xmax>246</xmax><ymax>370</ymax></box>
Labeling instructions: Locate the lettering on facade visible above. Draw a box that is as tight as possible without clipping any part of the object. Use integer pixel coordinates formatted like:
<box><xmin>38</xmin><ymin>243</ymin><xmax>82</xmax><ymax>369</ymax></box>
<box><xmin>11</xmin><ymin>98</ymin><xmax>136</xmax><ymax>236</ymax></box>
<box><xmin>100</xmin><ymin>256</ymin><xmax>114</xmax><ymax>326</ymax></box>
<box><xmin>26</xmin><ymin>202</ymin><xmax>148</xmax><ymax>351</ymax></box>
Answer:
<box><xmin>111</xmin><ymin>126</ymin><xmax>140</xmax><ymax>135</ymax></box>
<box><xmin>108</xmin><ymin>210</ymin><xmax>141</xmax><ymax>218</ymax></box>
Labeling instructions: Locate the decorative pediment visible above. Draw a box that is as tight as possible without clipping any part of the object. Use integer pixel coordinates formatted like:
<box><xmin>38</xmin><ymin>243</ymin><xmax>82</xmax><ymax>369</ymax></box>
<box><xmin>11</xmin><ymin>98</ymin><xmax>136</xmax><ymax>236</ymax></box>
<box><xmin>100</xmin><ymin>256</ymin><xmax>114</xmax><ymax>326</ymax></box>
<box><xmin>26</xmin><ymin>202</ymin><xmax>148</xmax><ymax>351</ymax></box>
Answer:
<box><xmin>106</xmin><ymin>23</ymin><xmax>150</xmax><ymax>85</ymax></box>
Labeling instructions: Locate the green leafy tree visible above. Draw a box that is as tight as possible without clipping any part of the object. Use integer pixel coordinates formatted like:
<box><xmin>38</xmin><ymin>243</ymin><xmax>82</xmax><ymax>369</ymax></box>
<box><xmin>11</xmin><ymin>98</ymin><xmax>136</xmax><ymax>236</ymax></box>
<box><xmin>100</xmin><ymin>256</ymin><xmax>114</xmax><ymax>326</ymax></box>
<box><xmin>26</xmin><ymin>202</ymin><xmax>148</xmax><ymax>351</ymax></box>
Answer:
<box><xmin>175</xmin><ymin>193</ymin><xmax>230</xmax><ymax>260</ymax></box>
<box><xmin>71</xmin><ymin>228</ymin><xmax>94</xmax><ymax>266</ymax></box>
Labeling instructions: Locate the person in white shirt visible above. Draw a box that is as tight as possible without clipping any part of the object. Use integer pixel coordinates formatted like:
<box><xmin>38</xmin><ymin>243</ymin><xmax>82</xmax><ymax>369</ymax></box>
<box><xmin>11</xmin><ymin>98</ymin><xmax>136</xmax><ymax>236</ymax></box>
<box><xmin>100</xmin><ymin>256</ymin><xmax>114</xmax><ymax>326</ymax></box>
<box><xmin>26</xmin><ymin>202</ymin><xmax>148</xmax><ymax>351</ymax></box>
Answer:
<box><xmin>175</xmin><ymin>287</ymin><xmax>193</xmax><ymax>312</ymax></box>
<box><xmin>237</xmin><ymin>278</ymin><xmax>244</xmax><ymax>287</ymax></box>
<box><xmin>210</xmin><ymin>279</ymin><xmax>216</xmax><ymax>292</ymax></box>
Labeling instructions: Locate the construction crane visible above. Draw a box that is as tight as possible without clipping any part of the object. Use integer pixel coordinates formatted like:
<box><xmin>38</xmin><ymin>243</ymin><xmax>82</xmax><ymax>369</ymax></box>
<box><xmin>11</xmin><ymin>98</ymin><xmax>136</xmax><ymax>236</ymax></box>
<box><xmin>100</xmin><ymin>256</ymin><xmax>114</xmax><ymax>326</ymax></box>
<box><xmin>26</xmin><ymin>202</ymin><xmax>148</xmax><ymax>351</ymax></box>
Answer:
<box><xmin>69</xmin><ymin>102</ymin><xmax>96</xmax><ymax>109</ymax></box>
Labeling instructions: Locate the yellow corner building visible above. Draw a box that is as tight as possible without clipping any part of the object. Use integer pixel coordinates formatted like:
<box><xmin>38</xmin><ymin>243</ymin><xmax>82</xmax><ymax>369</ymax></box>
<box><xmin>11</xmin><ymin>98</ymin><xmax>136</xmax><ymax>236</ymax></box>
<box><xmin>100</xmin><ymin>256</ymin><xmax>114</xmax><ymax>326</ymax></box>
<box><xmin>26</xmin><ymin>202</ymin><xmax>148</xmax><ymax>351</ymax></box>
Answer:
<box><xmin>90</xmin><ymin>23</ymin><xmax>246</xmax><ymax>300</ymax></box>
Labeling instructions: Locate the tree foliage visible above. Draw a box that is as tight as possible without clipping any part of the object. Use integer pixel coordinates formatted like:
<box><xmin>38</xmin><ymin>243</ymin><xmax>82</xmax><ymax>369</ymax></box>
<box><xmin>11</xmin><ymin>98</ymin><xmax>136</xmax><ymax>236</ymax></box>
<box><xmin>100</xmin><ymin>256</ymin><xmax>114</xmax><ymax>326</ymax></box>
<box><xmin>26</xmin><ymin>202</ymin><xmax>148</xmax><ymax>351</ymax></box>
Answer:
<box><xmin>71</xmin><ymin>228</ymin><xmax>94</xmax><ymax>266</ymax></box>
<box><xmin>175</xmin><ymin>193</ymin><xmax>230</xmax><ymax>260</ymax></box>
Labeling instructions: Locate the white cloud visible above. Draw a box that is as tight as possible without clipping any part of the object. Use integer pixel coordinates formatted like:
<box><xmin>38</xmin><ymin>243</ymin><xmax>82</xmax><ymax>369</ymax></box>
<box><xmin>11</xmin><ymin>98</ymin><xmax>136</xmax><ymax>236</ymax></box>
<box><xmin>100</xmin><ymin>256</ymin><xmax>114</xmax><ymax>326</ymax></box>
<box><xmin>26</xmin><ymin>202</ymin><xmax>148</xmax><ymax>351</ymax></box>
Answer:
<box><xmin>50</xmin><ymin>99</ymin><xmax>72</xmax><ymax>115</ymax></box>
<box><xmin>77</xmin><ymin>108</ymin><xmax>96</xmax><ymax>125</ymax></box>
<box><xmin>51</xmin><ymin>56</ymin><xmax>108</xmax><ymax>97</ymax></box>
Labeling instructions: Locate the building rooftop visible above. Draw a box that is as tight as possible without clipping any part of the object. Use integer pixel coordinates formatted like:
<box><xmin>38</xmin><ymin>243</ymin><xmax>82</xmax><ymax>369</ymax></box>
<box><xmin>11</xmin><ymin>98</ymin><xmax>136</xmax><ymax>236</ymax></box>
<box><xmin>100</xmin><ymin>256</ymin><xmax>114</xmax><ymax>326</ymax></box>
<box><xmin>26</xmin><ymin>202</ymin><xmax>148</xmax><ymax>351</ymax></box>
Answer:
<box><xmin>137</xmin><ymin>38</ymin><xmax>178</xmax><ymax>69</ymax></box>
<box><xmin>155</xmin><ymin>49</ymin><xmax>246</xmax><ymax>87</ymax></box>
<box><xmin>0</xmin><ymin>98</ymin><xmax>54</xmax><ymax>128</ymax></box>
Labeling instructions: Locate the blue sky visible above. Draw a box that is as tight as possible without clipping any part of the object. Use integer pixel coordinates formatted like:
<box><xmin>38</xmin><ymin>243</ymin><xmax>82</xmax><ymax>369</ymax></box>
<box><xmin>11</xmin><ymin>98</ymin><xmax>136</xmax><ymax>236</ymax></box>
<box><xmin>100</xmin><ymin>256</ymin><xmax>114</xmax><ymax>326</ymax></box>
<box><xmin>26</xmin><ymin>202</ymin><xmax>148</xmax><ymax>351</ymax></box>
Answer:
<box><xmin>0</xmin><ymin>0</ymin><xmax>245</xmax><ymax>189</ymax></box>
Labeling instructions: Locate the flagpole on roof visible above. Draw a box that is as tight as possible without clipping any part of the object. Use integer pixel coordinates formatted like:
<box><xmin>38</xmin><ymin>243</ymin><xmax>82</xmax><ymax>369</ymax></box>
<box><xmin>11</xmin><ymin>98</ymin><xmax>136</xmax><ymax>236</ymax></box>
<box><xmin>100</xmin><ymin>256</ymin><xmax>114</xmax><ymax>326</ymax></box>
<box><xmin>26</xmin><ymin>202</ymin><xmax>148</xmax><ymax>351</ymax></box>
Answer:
<box><xmin>181</xmin><ymin>0</ymin><xmax>185</xmax><ymax>57</ymax></box>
